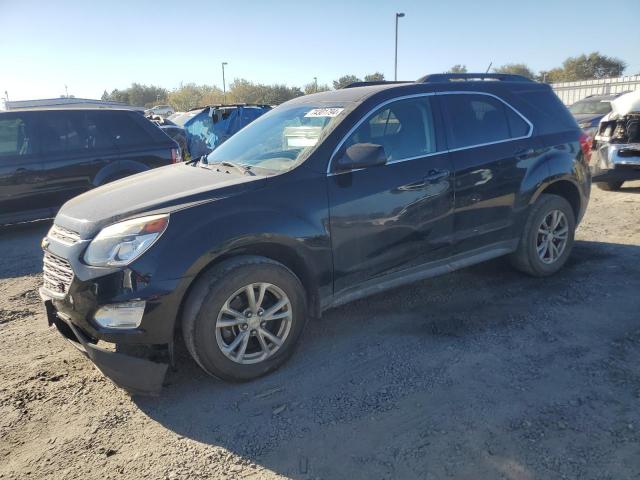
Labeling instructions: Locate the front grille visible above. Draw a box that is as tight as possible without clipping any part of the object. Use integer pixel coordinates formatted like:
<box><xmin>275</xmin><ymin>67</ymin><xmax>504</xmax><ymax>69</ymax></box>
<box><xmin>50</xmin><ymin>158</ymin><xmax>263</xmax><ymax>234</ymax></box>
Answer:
<box><xmin>43</xmin><ymin>252</ymin><xmax>74</xmax><ymax>296</ymax></box>
<box><xmin>48</xmin><ymin>224</ymin><xmax>81</xmax><ymax>245</ymax></box>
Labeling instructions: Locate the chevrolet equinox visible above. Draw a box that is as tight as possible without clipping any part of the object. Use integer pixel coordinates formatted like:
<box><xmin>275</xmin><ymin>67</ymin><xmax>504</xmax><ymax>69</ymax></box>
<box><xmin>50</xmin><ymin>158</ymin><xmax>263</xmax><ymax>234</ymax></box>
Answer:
<box><xmin>40</xmin><ymin>74</ymin><xmax>591</xmax><ymax>394</ymax></box>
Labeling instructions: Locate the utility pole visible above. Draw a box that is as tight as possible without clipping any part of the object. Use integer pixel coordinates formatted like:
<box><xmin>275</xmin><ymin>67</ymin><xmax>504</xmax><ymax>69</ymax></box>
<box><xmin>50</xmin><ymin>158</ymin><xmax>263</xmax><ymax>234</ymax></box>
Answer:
<box><xmin>313</xmin><ymin>77</ymin><xmax>318</xmax><ymax>93</ymax></box>
<box><xmin>394</xmin><ymin>12</ymin><xmax>405</xmax><ymax>81</ymax></box>
<box><xmin>485</xmin><ymin>62</ymin><xmax>492</xmax><ymax>74</ymax></box>
<box><xmin>222</xmin><ymin>62</ymin><xmax>228</xmax><ymax>104</ymax></box>
<box><xmin>64</xmin><ymin>85</ymin><xmax>69</xmax><ymax>98</ymax></box>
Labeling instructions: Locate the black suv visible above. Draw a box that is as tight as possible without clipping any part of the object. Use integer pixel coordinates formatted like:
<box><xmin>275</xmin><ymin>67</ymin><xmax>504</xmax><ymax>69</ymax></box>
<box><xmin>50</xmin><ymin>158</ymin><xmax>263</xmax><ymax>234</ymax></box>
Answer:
<box><xmin>0</xmin><ymin>108</ymin><xmax>180</xmax><ymax>225</ymax></box>
<box><xmin>40</xmin><ymin>74</ymin><xmax>591</xmax><ymax>394</ymax></box>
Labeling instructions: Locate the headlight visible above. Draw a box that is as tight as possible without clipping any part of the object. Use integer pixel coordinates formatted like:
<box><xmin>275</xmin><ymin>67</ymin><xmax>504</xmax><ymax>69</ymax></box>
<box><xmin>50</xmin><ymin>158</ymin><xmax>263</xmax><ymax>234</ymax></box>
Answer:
<box><xmin>84</xmin><ymin>214</ymin><xmax>169</xmax><ymax>267</ymax></box>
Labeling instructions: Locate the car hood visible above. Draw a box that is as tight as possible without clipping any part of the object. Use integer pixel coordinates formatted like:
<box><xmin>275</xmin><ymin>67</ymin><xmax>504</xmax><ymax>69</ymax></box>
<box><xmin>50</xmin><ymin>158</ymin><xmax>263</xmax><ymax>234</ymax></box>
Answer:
<box><xmin>55</xmin><ymin>163</ymin><xmax>267</xmax><ymax>238</ymax></box>
<box><xmin>573</xmin><ymin>113</ymin><xmax>603</xmax><ymax>125</ymax></box>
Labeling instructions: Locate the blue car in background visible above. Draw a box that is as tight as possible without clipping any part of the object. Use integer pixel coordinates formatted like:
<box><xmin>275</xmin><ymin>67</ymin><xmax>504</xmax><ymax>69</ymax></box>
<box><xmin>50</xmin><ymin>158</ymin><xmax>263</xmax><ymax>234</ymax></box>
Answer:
<box><xmin>569</xmin><ymin>93</ymin><xmax>627</xmax><ymax>136</ymax></box>
<box><xmin>168</xmin><ymin>104</ymin><xmax>271</xmax><ymax>158</ymax></box>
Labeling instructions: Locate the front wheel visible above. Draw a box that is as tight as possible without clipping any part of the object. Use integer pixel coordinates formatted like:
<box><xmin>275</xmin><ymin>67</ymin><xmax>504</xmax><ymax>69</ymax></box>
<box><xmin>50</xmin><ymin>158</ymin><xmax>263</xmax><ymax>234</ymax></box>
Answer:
<box><xmin>510</xmin><ymin>194</ymin><xmax>576</xmax><ymax>277</ymax></box>
<box><xmin>181</xmin><ymin>256</ymin><xmax>307</xmax><ymax>382</ymax></box>
<box><xmin>596</xmin><ymin>181</ymin><xmax>623</xmax><ymax>191</ymax></box>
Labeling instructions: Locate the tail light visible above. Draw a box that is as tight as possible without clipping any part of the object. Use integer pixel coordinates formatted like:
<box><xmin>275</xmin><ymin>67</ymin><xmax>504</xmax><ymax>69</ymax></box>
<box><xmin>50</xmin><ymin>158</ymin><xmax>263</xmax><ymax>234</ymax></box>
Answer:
<box><xmin>171</xmin><ymin>147</ymin><xmax>181</xmax><ymax>163</ymax></box>
<box><xmin>579</xmin><ymin>132</ymin><xmax>592</xmax><ymax>164</ymax></box>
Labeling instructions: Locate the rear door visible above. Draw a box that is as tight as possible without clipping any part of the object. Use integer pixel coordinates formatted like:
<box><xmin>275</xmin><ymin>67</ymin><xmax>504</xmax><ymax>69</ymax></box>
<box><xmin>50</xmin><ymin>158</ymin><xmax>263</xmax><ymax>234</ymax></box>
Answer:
<box><xmin>0</xmin><ymin>112</ymin><xmax>49</xmax><ymax>223</ymax></box>
<box><xmin>328</xmin><ymin>95</ymin><xmax>455</xmax><ymax>294</ymax></box>
<box><xmin>438</xmin><ymin>92</ymin><xmax>535</xmax><ymax>253</ymax></box>
<box><xmin>39</xmin><ymin>110</ymin><xmax>120</xmax><ymax>210</ymax></box>
<box><xmin>111</xmin><ymin>111</ymin><xmax>174</xmax><ymax>170</ymax></box>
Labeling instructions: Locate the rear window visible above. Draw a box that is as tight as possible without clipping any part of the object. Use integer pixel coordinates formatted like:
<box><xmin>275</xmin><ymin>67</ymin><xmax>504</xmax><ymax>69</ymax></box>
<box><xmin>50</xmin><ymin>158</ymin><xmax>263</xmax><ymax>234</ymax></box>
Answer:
<box><xmin>511</xmin><ymin>88</ymin><xmax>578</xmax><ymax>135</ymax></box>
<box><xmin>441</xmin><ymin>94</ymin><xmax>529</xmax><ymax>149</ymax></box>
<box><xmin>0</xmin><ymin>116</ymin><xmax>36</xmax><ymax>157</ymax></box>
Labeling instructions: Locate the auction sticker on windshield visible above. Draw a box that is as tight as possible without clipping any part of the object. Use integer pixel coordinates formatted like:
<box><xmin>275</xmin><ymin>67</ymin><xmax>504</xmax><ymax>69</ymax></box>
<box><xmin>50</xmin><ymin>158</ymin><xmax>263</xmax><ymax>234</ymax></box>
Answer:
<box><xmin>304</xmin><ymin>108</ymin><xmax>344</xmax><ymax>118</ymax></box>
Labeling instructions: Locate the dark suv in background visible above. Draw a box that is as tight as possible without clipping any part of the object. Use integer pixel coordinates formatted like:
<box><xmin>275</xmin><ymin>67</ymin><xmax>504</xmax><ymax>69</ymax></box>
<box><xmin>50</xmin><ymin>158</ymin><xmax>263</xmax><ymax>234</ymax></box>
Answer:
<box><xmin>0</xmin><ymin>108</ymin><xmax>180</xmax><ymax>225</ymax></box>
<box><xmin>40</xmin><ymin>74</ymin><xmax>591</xmax><ymax>394</ymax></box>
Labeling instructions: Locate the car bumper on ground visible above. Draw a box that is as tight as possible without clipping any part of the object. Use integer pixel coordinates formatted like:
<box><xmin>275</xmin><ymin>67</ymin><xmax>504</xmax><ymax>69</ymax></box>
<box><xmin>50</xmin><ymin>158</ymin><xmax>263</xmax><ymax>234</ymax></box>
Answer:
<box><xmin>40</xmin><ymin>282</ymin><xmax>174</xmax><ymax>395</ymax></box>
<box><xmin>41</xmin><ymin>292</ymin><xmax>169</xmax><ymax>395</ymax></box>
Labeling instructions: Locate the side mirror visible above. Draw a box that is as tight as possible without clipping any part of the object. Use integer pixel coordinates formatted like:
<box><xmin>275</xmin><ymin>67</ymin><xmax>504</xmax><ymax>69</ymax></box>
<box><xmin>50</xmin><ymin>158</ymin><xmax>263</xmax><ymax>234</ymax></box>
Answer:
<box><xmin>336</xmin><ymin>143</ymin><xmax>387</xmax><ymax>171</ymax></box>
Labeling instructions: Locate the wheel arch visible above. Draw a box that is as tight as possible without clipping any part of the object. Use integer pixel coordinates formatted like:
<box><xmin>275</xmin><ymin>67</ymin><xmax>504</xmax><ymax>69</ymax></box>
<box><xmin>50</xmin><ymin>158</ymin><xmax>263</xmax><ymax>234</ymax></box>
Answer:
<box><xmin>531</xmin><ymin>178</ymin><xmax>582</xmax><ymax>221</ymax></box>
<box><xmin>93</xmin><ymin>160</ymin><xmax>150</xmax><ymax>186</ymax></box>
<box><xmin>175</xmin><ymin>239</ymin><xmax>322</xmax><ymax>334</ymax></box>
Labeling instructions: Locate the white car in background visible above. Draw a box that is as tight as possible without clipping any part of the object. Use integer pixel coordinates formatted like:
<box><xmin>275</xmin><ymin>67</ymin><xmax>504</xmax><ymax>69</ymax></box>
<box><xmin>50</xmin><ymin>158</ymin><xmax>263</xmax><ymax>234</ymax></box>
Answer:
<box><xmin>144</xmin><ymin>104</ymin><xmax>175</xmax><ymax>118</ymax></box>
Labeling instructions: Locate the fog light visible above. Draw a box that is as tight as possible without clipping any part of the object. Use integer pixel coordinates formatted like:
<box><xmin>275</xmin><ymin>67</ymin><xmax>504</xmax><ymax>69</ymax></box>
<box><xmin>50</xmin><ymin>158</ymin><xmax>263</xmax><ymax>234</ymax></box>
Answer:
<box><xmin>94</xmin><ymin>301</ymin><xmax>146</xmax><ymax>329</ymax></box>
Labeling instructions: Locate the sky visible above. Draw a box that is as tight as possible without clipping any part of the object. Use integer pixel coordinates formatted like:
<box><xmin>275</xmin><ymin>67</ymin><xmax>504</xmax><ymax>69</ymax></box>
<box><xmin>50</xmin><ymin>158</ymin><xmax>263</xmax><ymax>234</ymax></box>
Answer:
<box><xmin>1</xmin><ymin>0</ymin><xmax>639</xmax><ymax>101</ymax></box>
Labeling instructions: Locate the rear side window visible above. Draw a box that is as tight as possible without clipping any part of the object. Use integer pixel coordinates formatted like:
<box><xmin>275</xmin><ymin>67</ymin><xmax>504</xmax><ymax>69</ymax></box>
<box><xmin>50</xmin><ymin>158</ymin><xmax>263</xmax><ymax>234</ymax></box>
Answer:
<box><xmin>84</xmin><ymin>112</ymin><xmax>117</xmax><ymax>149</ymax></box>
<box><xmin>0</xmin><ymin>116</ymin><xmax>36</xmax><ymax>157</ymax></box>
<box><xmin>107</xmin><ymin>113</ymin><xmax>153</xmax><ymax>147</ymax></box>
<box><xmin>345</xmin><ymin>96</ymin><xmax>438</xmax><ymax>162</ymax></box>
<box><xmin>441</xmin><ymin>94</ymin><xmax>530</xmax><ymax>149</ymax></box>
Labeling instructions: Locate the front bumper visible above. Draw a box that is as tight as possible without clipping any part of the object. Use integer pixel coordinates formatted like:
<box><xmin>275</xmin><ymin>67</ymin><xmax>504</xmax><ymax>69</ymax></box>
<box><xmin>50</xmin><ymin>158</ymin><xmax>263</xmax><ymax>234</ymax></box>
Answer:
<box><xmin>42</xmin><ymin>293</ymin><xmax>168</xmax><ymax>395</ymax></box>
<box><xmin>592</xmin><ymin>143</ymin><xmax>640</xmax><ymax>182</ymax></box>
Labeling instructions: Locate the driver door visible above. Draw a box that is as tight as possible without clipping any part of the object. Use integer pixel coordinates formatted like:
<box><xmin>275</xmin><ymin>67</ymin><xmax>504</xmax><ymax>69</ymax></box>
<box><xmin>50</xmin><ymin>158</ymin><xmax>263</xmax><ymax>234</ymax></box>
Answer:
<box><xmin>327</xmin><ymin>95</ymin><xmax>455</xmax><ymax>295</ymax></box>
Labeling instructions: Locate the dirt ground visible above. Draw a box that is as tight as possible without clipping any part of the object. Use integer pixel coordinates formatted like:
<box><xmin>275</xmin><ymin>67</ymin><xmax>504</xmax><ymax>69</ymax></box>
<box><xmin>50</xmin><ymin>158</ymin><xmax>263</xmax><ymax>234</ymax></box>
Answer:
<box><xmin>1</xmin><ymin>182</ymin><xmax>639</xmax><ymax>480</ymax></box>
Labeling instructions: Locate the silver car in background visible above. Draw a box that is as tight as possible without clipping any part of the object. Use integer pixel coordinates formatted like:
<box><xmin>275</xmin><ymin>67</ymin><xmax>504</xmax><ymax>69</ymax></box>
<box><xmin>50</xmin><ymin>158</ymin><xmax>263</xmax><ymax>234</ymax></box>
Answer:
<box><xmin>591</xmin><ymin>91</ymin><xmax>640</xmax><ymax>191</ymax></box>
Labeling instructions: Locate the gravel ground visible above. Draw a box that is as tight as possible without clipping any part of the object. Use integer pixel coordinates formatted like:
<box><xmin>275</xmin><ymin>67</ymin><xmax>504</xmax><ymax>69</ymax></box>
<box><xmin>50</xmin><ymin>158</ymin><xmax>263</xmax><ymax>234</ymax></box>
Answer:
<box><xmin>1</xmin><ymin>183</ymin><xmax>639</xmax><ymax>480</ymax></box>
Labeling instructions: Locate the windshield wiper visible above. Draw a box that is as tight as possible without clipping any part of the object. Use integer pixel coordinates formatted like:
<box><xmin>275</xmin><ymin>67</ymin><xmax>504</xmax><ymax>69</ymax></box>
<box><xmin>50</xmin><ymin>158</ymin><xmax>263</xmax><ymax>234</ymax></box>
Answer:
<box><xmin>186</xmin><ymin>155</ymin><xmax>207</xmax><ymax>166</ymax></box>
<box><xmin>211</xmin><ymin>161</ymin><xmax>255</xmax><ymax>176</ymax></box>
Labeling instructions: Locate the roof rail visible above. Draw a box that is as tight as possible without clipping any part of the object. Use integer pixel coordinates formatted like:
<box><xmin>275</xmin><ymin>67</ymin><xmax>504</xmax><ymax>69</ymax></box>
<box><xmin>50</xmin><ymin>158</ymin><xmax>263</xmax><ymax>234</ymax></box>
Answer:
<box><xmin>188</xmin><ymin>103</ymin><xmax>271</xmax><ymax>111</ymax></box>
<box><xmin>417</xmin><ymin>73</ymin><xmax>534</xmax><ymax>83</ymax></box>
<box><xmin>343</xmin><ymin>81</ymin><xmax>411</xmax><ymax>89</ymax></box>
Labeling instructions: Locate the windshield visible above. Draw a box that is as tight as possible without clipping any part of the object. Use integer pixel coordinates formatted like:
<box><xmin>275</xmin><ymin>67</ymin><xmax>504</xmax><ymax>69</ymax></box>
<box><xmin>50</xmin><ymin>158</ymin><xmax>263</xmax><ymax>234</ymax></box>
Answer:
<box><xmin>569</xmin><ymin>99</ymin><xmax>612</xmax><ymax>115</ymax></box>
<box><xmin>205</xmin><ymin>103</ymin><xmax>348</xmax><ymax>171</ymax></box>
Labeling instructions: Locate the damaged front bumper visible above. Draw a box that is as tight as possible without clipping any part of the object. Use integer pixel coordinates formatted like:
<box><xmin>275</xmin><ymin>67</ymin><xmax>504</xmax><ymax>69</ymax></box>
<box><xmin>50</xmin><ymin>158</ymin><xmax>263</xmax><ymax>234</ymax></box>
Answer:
<box><xmin>592</xmin><ymin>143</ymin><xmax>640</xmax><ymax>182</ymax></box>
<box><xmin>41</xmin><ymin>292</ymin><xmax>168</xmax><ymax>395</ymax></box>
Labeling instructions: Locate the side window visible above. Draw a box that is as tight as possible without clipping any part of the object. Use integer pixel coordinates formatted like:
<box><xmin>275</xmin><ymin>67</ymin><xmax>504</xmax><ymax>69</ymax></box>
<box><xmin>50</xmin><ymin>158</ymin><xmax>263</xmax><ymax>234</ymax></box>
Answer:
<box><xmin>108</xmin><ymin>113</ymin><xmax>152</xmax><ymax>147</ymax></box>
<box><xmin>0</xmin><ymin>116</ymin><xmax>35</xmax><ymax>157</ymax></box>
<box><xmin>441</xmin><ymin>94</ymin><xmax>526</xmax><ymax>149</ymax></box>
<box><xmin>40</xmin><ymin>113</ymin><xmax>84</xmax><ymax>153</ymax></box>
<box><xmin>345</xmin><ymin>96</ymin><xmax>437</xmax><ymax>162</ymax></box>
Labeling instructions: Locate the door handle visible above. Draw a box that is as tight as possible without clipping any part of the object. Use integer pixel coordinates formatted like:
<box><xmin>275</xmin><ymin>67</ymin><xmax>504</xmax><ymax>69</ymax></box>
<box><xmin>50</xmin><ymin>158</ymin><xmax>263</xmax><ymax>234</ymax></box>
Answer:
<box><xmin>424</xmin><ymin>169</ymin><xmax>450</xmax><ymax>182</ymax></box>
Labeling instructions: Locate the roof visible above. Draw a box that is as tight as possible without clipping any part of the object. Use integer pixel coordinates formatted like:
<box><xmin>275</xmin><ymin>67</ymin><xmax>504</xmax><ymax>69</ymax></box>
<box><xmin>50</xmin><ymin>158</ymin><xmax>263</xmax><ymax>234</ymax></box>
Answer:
<box><xmin>0</xmin><ymin>106</ymin><xmax>140</xmax><ymax>113</ymax></box>
<box><xmin>3</xmin><ymin>97</ymin><xmax>144</xmax><ymax>111</ymax></box>
<box><xmin>288</xmin><ymin>74</ymin><xmax>547</xmax><ymax>106</ymax></box>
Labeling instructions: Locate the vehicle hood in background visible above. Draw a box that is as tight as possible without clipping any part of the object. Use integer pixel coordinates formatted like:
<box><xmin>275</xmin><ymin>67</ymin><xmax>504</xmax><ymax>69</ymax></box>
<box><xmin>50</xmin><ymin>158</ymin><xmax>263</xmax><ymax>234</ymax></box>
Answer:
<box><xmin>611</xmin><ymin>91</ymin><xmax>640</xmax><ymax>116</ymax></box>
<box><xmin>55</xmin><ymin>163</ymin><xmax>266</xmax><ymax>238</ymax></box>
<box><xmin>573</xmin><ymin>113</ymin><xmax>603</xmax><ymax>125</ymax></box>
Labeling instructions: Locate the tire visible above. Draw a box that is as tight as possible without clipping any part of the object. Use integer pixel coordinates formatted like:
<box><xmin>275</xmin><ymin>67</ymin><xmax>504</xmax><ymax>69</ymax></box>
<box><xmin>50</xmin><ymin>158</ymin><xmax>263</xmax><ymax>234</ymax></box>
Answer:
<box><xmin>596</xmin><ymin>181</ymin><xmax>623</xmax><ymax>191</ymax></box>
<box><xmin>181</xmin><ymin>256</ymin><xmax>307</xmax><ymax>382</ymax></box>
<box><xmin>510</xmin><ymin>193</ymin><xmax>576</xmax><ymax>277</ymax></box>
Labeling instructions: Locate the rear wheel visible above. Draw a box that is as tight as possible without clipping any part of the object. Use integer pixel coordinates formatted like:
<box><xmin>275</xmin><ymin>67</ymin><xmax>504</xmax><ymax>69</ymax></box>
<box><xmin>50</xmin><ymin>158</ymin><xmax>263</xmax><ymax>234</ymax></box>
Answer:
<box><xmin>181</xmin><ymin>256</ymin><xmax>307</xmax><ymax>382</ymax></box>
<box><xmin>510</xmin><ymin>194</ymin><xmax>576</xmax><ymax>277</ymax></box>
<box><xmin>596</xmin><ymin>181</ymin><xmax>623</xmax><ymax>191</ymax></box>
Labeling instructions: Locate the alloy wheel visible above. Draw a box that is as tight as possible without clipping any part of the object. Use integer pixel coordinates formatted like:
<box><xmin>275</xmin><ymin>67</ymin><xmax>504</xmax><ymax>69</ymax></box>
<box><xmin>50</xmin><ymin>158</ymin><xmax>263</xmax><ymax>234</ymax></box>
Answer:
<box><xmin>215</xmin><ymin>283</ymin><xmax>293</xmax><ymax>364</ymax></box>
<box><xmin>536</xmin><ymin>210</ymin><xmax>569</xmax><ymax>264</ymax></box>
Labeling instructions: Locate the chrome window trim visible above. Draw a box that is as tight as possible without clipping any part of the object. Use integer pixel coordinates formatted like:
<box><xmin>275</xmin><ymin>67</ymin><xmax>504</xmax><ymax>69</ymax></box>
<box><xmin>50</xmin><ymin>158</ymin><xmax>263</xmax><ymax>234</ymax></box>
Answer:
<box><xmin>326</xmin><ymin>90</ymin><xmax>534</xmax><ymax>176</ymax></box>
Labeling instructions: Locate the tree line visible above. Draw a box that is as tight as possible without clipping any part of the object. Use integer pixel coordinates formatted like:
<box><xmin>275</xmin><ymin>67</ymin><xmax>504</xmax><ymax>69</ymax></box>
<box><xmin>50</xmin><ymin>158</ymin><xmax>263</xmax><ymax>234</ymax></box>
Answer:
<box><xmin>448</xmin><ymin>51</ymin><xmax>627</xmax><ymax>82</ymax></box>
<box><xmin>101</xmin><ymin>72</ymin><xmax>386</xmax><ymax>110</ymax></box>
<box><xmin>101</xmin><ymin>52</ymin><xmax>628</xmax><ymax>110</ymax></box>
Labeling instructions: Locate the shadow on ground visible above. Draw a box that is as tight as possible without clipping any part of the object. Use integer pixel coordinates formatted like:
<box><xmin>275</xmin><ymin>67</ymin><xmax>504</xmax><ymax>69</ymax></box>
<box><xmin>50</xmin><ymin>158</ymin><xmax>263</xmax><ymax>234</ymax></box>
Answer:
<box><xmin>134</xmin><ymin>240</ymin><xmax>640</xmax><ymax>479</ymax></box>
<box><xmin>0</xmin><ymin>221</ymin><xmax>50</xmax><ymax>279</ymax></box>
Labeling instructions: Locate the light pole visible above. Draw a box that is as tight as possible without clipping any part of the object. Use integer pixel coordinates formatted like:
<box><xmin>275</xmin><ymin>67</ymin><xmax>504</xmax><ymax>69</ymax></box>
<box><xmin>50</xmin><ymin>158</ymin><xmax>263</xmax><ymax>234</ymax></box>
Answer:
<box><xmin>313</xmin><ymin>77</ymin><xmax>318</xmax><ymax>93</ymax></box>
<box><xmin>394</xmin><ymin>12</ymin><xmax>405</xmax><ymax>81</ymax></box>
<box><xmin>221</xmin><ymin>62</ymin><xmax>228</xmax><ymax>103</ymax></box>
